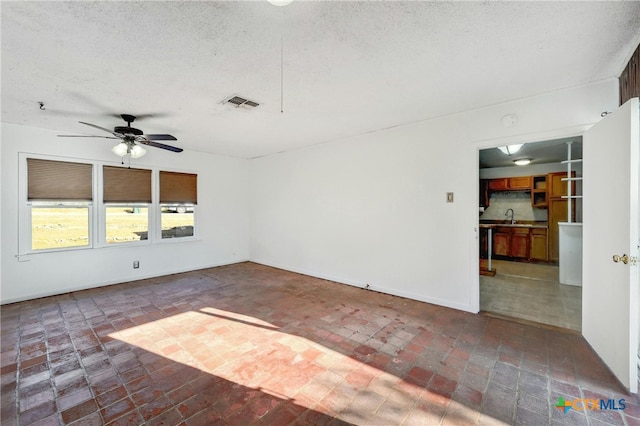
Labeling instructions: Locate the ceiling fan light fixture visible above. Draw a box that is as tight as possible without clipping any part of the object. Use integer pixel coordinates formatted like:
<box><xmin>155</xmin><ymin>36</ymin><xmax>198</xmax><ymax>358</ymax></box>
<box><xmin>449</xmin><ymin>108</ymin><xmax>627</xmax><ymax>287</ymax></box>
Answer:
<box><xmin>498</xmin><ymin>144</ymin><xmax>524</xmax><ymax>155</ymax></box>
<box><xmin>514</xmin><ymin>158</ymin><xmax>532</xmax><ymax>166</ymax></box>
<box><xmin>112</xmin><ymin>142</ymin><xmax>128</xmax><ymax>157</ymax></box>
<box><xmin>130</xmin><ymin>144</ymin><xmax>146</xmax><ymax>159</ymax></box>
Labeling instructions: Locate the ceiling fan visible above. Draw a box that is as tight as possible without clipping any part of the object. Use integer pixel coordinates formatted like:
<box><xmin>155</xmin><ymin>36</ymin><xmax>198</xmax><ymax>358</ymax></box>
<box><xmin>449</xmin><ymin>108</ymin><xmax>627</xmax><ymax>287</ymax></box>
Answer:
<box><xmin>58</xmin><ymin>114</ymin><xmax>182</xmax><ymax>158</ymax></box>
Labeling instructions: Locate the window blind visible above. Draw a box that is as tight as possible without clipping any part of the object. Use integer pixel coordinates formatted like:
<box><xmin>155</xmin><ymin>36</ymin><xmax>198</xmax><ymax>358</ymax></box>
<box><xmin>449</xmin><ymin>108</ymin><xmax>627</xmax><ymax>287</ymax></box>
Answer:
<box><xmin>103</xmin><ymin>166</ymin><xmax>152</xmax><ymax>203</ymax></box>
<box><xmin>159</xmin><ymin>171</ymin><xmax>197</xmax><ymax>204</ymax></box>
<box><xmin>27</xmin><ymin>158</ymin><xmax>93</xmax><ymax>201</ymax></box>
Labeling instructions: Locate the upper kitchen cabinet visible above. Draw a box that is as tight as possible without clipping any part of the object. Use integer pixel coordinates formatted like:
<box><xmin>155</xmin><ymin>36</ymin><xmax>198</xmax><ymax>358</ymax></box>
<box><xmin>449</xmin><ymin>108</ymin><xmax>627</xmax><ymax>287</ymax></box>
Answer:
<box><xmin>508</xmin><ymin>176</ymin><xmax>531</xmax><ymax>190</ymax></box>
<box><xmin>531</xmin><ymin>175</ymin><xmax>548</xmax><ymax>208</ymax></box>
<box><xmin>488</xmin><ymin>176</ymin><xmax>531</xmax><ymax>191</ymax></box>
<box><xmin>548</xmin><ymin>171</ymin><xmax>576</xmax><ymax>197</ymax></box>
<box><xmin>488</xmin><ymin>178</ymin><xmax>509</xmax><ymax>191</ymax></box>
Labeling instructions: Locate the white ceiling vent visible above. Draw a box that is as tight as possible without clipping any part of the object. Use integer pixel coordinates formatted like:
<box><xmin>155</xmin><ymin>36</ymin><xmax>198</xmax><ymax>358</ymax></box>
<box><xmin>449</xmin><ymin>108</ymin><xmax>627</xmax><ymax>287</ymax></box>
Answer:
<box><xmin>224</xmin><ymin>96</ymin><xmax>260</xmax><ymax>109</ymax></box>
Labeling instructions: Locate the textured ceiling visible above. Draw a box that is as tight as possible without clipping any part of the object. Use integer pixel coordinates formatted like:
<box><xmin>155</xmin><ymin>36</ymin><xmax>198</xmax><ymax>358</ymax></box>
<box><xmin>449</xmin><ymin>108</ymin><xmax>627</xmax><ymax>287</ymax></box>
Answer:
<box><xmin>2</xmin><ymin>1</ymin><xmax>640</xmax><ymax>159</ymax></box>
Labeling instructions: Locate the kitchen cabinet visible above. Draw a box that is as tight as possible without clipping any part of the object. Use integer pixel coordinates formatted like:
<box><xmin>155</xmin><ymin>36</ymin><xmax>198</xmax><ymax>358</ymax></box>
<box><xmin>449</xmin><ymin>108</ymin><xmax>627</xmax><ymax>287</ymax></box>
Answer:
<box><xmin>547</xmin><ymin>172</ymin><xmax>576</xmax><ymax>262</ymax></box>
<box><xmin>530</xmin><ymin>228</ymin><xmax>548</xmax><ymax>261</ymax></box>
<box><xmin>491</xmin><ymin>226</ymin><xmax>531</xmax><ymax>259</ymax></box>
<box><xmin>531</xmin><ymin>175</ymin><xmax>548</xmax><ymax>208</ymax></box>
<box><xmin>482</xmin><ymin>225</ymin><xmax>548</xmax><ymax>261</ymax></box>
<box><xmin>510</xmin><ymin>228</ymin><xmax>530</xmax><ymax>258</ymax></box>
<box><xmin>549</xmin><ymin>198</ymin><xmax>575</xmax><ymax>262</ymax></box>
<box><xmin>493</xmin><ymin>228</ymin><xmax>511</xmax><ymax>256</ymax></box>
<box><xmin>483</xmin><ymin>174</ymin><xmax>551</xmax><ymax>208</ymax></box>
<box><xmin>548</xmin><ymin>171</ymin><xmax>576</xmax><ymax>197</ymax></box>
<box><xmin>488</xmin><ymin>176</ymin><xmax>531</xmax><ymax>191</ymax></box>
<box><xmin>488</xmin><ymin>178</ymin><xmax>509</xmax><ymax>191</ymax></box>
<box><xmin>508</xmin><ymin>176</ymin><xmax>531</xmax><ymax>190</ymax></box>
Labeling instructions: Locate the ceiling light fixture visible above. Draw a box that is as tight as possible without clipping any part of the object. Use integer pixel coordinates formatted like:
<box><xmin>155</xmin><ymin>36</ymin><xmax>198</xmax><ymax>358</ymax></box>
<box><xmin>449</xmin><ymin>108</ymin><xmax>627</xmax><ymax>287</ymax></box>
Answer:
<box><xmin>130</xmin><ymin>144</ymin><xmax>147</xmax><ymax>159</ymax></box>
<box><xmin>112</xmin><ymin>142</ymin><xmax>128</xmax><ymax>157</ymax></box>
<box><xmin>513</xmin><ymin>158</ymin><xmax>532</xmax><ymax>166</ymax></box>
<box><xmin>498</xmin><ymin>144</ymin><xmax>524</xmax><ymax>155</ymax></box>
<box><xmin>112</xmin><ymin>141</ymin><xmax>146</xmax><ymax>159</ymax></box>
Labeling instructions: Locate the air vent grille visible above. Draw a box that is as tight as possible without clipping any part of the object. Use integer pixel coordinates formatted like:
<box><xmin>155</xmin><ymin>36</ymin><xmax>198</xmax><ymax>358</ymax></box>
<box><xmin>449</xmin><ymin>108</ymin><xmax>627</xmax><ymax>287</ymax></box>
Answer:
<box><xmin>225</xmin><ymin>96</ymin><xmax>260</xmax><ymax>108</ymax></box>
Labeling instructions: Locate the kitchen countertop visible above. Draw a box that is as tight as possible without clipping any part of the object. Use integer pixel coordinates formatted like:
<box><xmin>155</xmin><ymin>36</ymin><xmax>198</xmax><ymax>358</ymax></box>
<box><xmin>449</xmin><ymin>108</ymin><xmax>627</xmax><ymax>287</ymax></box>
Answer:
<box><xmin>479</xmin><ymin>221</ymin><xmax>548</xmax><ymax>229</ymax></box>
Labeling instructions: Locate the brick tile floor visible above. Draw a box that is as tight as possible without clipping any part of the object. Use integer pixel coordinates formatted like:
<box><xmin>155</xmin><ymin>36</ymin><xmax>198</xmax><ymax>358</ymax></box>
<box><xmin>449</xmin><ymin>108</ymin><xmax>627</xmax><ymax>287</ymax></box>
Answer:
<box><xmin>1</xmin><ymin>262</ymin><xmax>638</xmax><ymax>425</ymax></box>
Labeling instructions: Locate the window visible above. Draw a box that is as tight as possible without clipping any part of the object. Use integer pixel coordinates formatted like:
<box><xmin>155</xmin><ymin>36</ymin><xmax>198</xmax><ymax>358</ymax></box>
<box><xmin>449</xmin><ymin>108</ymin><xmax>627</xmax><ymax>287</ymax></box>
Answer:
<box><xmin>103</xmin><ymin>166</ymin><xmax>151</xmax><ymax>244</ymax></box>
<box><xmin>105</xmin><ymin>206</ymin><xmax>149</xmax><ymax>243</ymax></box>
<box><xmin>27</xmin><ymin>158</ymin><xmax>93</xmax><ymax>251</ymax></box>
<box><xmin>23</xmin><ymin>156</ymin><xmax>197</xmax><ymax>253</ymax></box>
<box><xmin>31</xmin><ymin>203</ymin><xmax>90</xmax><ymax>250</ymax></box>
<box><xmin>160</xmin><ymin>171</ymin><xmax>197</xmax><ymax>239</ymax></box>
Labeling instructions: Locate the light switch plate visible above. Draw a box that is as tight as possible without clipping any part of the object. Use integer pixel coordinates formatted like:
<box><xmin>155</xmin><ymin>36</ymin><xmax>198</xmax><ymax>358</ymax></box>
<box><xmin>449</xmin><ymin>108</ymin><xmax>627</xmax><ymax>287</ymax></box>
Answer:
<box><xmin>446</xmin><ymin>192</ymin><xmax>454</xmax><ymax>203</ymax></box>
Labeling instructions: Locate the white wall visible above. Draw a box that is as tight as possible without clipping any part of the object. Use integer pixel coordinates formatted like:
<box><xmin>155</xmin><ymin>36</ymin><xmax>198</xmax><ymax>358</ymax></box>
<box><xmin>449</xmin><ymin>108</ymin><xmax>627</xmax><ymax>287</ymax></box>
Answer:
<box><xmin>0</xmin><ymin>79</ymin><xmax>620</xmax><ymax>309</ymax></box>
<box><xmin>1</xmin><ymin>123</ymin><xmax>250</xmax><ymax>304</ymax></box>
<box><xmin>249</xmin><ymin>79</ymin><xmax>619</xmax><ymax>313</ymax></box>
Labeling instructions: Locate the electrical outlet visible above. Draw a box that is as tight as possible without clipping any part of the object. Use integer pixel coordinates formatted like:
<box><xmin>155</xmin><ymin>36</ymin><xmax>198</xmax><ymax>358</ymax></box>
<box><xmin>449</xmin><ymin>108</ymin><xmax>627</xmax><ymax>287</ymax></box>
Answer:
<box><xmin>133</xmin><ymin>261</ymin><xmax>140</xmax><ymax>269</ymax></box>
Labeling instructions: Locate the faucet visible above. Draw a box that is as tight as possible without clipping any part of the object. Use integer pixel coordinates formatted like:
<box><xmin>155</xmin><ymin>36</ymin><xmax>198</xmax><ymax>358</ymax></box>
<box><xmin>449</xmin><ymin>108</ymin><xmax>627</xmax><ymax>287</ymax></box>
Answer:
<box><xmin>505</xmin><ymin>208</ymin><xmax>515</xmax><ymax>224</ymax></box>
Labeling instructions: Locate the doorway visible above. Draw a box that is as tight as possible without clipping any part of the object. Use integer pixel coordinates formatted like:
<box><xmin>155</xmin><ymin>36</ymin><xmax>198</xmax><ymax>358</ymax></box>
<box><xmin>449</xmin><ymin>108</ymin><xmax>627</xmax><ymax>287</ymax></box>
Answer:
<box><xmin>478</xmin><ymin>137</ymin><xmax>583</xmax><ymax>331</ymax></box>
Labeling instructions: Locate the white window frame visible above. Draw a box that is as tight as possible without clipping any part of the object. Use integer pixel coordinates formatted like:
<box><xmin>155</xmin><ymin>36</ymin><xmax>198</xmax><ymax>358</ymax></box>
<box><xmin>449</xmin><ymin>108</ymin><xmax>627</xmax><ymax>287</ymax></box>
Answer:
<box><xmin>19</xmin><ymin>153</ymin><xmax>198</xmax><ymax>255</ymax></box>
<box><xmin>159</xmin><ymin>203</ymin><xmax>197</xmax><ymax>240</ymax></box>
<box><xmin>27</xmin><ymin>201</ymin><xmax>94</xmax><ymax>253</ymax></box>
<box><xmin>19</xmin><ymin>153</ymin><xmax>98</xmax><ymax>254</ymax></box>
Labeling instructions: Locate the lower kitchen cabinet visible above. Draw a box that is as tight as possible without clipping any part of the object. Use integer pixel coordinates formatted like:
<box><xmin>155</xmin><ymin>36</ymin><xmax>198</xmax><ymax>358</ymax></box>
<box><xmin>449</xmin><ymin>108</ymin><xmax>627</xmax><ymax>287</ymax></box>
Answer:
<box><xmin>510</xmin><ymin>228</ymin><xmax>530</xmax><ymax>258</ymax></box>
<box><xmin>493</xmin><ymin>228</ymin><xmax>511</xmax><ymax>256</ymax></box>
<box><xmin>489</xmin><ymin>226</ymin><xmax>548</xmax><ymax>261</ymax></box>
<box><xmin>530</xmin><ymin>228</ymin><xmax>548</xmax><ymax>261</ymax></box>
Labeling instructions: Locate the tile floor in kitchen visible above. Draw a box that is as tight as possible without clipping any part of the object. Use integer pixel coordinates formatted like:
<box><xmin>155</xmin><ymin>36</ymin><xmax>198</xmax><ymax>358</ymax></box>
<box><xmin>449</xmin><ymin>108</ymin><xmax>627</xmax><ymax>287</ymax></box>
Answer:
<box><xmin>480</xmin><ymin>260</ymin><xmax>582</xmax><ymax>332</ymax></box>
<box><xmin>2</xmin><ymin>262</ymin><xmax>637</xmax><ymax>425</ymax></box>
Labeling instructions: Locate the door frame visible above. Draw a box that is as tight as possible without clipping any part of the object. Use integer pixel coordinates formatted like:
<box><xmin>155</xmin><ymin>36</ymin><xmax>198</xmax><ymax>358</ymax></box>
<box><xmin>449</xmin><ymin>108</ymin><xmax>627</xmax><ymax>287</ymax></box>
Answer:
<box><xmin>473</xmin><ymin>126</ymin><xmax>589</xmax><ymax>314</ymax></box>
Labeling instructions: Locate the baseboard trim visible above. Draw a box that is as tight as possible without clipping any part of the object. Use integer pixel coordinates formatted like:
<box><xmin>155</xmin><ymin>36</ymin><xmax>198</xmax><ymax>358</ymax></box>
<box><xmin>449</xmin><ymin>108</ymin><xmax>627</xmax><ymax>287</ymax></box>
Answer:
<box><xmin>250</xmin><ymin>258</ymin><xmax>477</xmax><ymax>314</ymax></box>
<box><xmin>0</xmin><ymin>258</ymin><xmax>250</xmax><ymax>305</ymax></box>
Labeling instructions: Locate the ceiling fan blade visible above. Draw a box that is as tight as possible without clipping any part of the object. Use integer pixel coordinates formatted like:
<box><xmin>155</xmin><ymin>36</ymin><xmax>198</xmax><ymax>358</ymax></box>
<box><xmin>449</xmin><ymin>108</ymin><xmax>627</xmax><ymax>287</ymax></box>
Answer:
<box><xmin>57</xmin><ymin>134</ymin><xmax>119</xmax><ymax>139</ymax></box>
<box><xmin>139</xmin><ymin>140</ymin><xmax>183</xmax><ymax>153</ymax></box>
<box><xmin>109</xmin><ymin>113</ymin><xmax>169</xmax><ymax>120</ymax></box>
<box><xmin>79</xmin><ymin>121</ymin><xmax>120</xmax><ymax>136</ymax></box>
<box><xmin>142</xmin><ymin>134</ymin><xmax>177</xmax><ymax>141</ymax></box>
